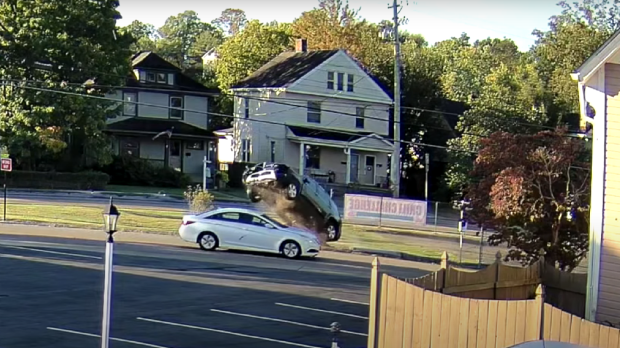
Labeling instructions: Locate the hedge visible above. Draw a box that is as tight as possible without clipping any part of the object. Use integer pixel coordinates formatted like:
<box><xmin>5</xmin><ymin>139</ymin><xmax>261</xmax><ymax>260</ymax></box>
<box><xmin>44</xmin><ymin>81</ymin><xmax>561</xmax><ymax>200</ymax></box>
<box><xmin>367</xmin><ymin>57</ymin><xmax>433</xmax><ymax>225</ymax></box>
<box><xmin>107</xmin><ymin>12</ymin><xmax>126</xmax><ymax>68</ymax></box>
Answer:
<box><xmin>4</xmin><ymin>170</ymin><xmax>110</xmax><ymax>190</ymax></box>
<box><xmin>98</xmin><ymin>155</ymin><xmax>191</xmax><ymax>188</ymax></box>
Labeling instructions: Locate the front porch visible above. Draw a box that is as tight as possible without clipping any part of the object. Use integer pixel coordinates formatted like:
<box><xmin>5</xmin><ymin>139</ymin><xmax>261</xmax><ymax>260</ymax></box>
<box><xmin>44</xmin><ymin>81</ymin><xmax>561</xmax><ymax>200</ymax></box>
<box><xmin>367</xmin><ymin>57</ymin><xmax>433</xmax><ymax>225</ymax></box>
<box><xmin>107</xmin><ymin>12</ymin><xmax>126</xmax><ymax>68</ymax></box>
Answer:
<box><xmin>106</xmin><ymin>118</ymin><xmax>218</xmax><ymax>183</ymax></box>
<box><xmin>286</xmin><ymin>126</ymin><xmax>394</xmax><ymax>187</ymax></box>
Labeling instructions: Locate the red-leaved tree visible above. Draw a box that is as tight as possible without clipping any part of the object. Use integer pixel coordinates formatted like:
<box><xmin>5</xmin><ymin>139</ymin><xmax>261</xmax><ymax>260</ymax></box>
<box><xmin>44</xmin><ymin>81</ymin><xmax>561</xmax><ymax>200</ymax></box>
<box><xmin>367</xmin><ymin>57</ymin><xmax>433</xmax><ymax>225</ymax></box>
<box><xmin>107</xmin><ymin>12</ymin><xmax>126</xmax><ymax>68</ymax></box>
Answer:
<box><xmin>466</xmin><ymin>128</ymin><xmax>590</xmax><ymax>271</ymax></box>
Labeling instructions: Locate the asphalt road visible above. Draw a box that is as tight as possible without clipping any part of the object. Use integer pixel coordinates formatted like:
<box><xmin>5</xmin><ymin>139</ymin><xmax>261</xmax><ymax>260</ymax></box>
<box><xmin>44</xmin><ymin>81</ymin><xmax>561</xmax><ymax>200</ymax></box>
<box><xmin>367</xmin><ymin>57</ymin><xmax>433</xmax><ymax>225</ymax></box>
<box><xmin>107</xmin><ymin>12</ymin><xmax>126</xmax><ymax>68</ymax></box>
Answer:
<box><xmin>0</xmin><ymin>234</ymin><xmax>432</xmax><ymax>348</ymax></box>
<box><xmin>6</xmin><ymin>190</ymin><xmax>464</xmax><ymax>231</ymax></box>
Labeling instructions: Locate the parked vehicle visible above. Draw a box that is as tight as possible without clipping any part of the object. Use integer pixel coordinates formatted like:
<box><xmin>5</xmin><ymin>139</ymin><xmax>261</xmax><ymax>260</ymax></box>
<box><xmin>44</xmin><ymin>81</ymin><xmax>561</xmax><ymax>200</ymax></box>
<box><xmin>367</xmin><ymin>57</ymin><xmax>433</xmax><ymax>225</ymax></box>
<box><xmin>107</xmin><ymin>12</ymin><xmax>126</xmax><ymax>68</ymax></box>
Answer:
<box><xmin>242</xmin><ymin>162</ymin><xmax>342</xmax><ymax>241</ymax></box>
<box><xmin>178</xmin><ymin>207</ymin><xmax>321</xmax><ymax>259</ymax></box>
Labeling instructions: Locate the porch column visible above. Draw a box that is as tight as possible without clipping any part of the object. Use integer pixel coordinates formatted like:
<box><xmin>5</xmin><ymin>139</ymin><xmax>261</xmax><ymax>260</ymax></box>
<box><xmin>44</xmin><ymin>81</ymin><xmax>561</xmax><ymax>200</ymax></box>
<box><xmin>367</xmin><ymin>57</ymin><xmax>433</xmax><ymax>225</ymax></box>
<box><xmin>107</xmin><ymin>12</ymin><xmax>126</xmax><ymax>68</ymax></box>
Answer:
<box><xmin>299</xmin><ymin>142</ymin><xmax>305</xmax><ymax>174</ymax></box>
<box><xmin>345</xmin><ymin>148</ymin><xmax>351</xmax><ymax>184</ymax></box>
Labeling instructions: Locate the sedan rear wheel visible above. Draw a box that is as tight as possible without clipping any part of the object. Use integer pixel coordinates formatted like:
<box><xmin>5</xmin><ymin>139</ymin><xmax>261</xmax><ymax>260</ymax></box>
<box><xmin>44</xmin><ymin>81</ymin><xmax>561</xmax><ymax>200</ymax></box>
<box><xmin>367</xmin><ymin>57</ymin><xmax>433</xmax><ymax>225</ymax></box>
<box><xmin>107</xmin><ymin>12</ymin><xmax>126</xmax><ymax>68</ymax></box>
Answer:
<box><xmin>281</xmin><ymin>240</ymin><xmax>301</xmax><ymax>259</ymax></box>
<box><xmin>198</xmin><ymin>232</ymin><xmax>218</xmax><ymax>251</ymax></box>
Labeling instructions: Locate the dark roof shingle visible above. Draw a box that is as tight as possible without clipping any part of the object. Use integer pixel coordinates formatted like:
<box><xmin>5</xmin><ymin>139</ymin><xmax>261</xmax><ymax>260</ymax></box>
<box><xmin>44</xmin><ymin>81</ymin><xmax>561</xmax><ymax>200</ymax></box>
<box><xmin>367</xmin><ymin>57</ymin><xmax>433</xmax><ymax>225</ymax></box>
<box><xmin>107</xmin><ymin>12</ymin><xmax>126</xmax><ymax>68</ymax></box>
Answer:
<box><xmin>231</xmin><ymin>50</ymin><xmax>339</xmax><ymax>89</ymax></box>
<box><xmin>106</xmin><ymin>118</ymin><xmax>214</xmax><ymax>138</ymax></box>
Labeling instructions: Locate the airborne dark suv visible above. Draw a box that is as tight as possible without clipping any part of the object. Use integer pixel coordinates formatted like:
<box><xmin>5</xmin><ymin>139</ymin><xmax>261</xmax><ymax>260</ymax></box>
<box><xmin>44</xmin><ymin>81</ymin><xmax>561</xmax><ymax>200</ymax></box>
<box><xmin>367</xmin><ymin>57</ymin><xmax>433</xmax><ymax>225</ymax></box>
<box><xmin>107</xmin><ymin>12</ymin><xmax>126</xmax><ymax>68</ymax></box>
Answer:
<box><xmin>242</xmin><ymin>162</ymin><xmax>342</xmax><ymax>241</ymax></box>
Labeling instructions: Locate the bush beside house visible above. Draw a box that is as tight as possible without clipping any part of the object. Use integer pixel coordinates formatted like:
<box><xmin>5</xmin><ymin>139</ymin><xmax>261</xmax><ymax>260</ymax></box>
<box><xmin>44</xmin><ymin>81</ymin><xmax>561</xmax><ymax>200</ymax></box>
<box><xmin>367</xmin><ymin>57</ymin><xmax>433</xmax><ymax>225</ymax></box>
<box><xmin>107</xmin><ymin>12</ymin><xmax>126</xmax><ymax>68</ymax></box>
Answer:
<box><xmin>97</xmin><ymin>155</ymin><xmax>192</xmax><ymax>188</ymax></box>
<box><xmin>5</xmin><ymin>170</ymin><xmax>110</xmax><ymax>190</ymax></box>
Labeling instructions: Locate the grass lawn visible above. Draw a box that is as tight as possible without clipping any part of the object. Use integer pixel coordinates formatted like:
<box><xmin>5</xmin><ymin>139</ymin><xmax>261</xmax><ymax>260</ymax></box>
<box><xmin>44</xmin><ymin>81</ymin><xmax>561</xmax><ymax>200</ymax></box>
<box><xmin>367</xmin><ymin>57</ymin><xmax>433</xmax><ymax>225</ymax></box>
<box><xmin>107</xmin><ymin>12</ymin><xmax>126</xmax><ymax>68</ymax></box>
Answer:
<box><xmin>103</xmin><ymin>185</ymin><xmax>248</xmax><ymax>202</ymax></box>
<box><xmin>6</xmin><ymin>203</ymin><xmax>183</xmax><ymax>234</ymax></box>
<box><xmin>5</xmin><ymin>202</ymin><xmax>470</xmax><ymax>262</ymax></box>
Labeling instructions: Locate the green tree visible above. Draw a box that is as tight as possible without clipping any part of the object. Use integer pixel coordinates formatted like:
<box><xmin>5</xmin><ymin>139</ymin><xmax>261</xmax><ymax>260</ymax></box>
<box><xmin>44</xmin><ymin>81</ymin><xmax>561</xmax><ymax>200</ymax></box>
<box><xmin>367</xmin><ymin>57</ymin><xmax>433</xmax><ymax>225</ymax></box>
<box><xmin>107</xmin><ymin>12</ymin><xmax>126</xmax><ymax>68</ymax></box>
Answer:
<box><xmin>215</xmin><ymin>20</ymin><xmax>292</xmax><ymax>91</ymax></box>
<box><xmin>120</xmin><ymin>20</ymin><xmax>159</xmax><ymax>52</ymax></box>
<box><xmin>466</xmin><ymin>128</ymin><xmax>590</xmax><ymax>271</ymax></box>
<box><xmin>157</xmin><ymin>11</ymin><xmax>221</xmax><ymax>69</ymax></box>
<box><xmin>0</xmin><ymin>0</ymin><xmax>133</xmax><ymax>170</ymax></box>
<box><xmin>212</xmin><ymin>8</ymin><xmax>248</xmax><ymax>36</ymax></box>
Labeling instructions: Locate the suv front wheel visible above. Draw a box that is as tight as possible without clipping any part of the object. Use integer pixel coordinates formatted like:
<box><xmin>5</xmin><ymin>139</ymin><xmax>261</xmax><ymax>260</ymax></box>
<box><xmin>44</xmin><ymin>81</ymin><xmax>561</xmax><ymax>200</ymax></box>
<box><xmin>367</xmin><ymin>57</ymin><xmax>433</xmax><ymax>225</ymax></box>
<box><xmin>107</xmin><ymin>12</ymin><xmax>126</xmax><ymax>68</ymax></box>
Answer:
<box><xmin>284</xmin><ymin>179</ymin><xmax>300</xmax><ymax>200</ymax></box>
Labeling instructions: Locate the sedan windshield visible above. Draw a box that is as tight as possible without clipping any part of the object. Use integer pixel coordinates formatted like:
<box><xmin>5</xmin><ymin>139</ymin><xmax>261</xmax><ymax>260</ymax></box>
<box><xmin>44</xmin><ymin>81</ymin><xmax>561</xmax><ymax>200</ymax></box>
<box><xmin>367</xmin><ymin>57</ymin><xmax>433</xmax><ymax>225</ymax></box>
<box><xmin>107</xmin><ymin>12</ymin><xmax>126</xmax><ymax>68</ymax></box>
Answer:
<box><xmin>260</xmin><ymin>214</ymin><xmax>289</xmax><ymax>228</ymax></box>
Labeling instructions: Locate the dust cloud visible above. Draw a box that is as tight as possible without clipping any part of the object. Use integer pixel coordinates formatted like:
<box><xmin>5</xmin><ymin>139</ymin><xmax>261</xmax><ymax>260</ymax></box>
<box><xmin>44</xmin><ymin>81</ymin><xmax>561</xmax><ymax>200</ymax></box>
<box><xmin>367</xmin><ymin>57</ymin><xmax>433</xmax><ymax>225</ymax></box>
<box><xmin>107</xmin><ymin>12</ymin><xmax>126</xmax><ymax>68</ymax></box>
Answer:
<box><xmin>253</xmin><ymin>186</ymin><xmax>329</xmax><ymax>244</ymax></box>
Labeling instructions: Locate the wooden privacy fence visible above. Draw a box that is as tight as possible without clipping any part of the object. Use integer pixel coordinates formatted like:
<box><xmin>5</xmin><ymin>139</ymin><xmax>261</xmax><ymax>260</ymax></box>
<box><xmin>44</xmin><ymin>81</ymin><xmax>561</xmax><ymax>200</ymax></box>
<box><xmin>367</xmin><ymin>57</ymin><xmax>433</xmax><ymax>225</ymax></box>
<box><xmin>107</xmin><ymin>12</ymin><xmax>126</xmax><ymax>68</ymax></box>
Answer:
<box><xmin>404</xmin><ymin>251</ymin><xmax>587</xmax><ymax>317</ymax></box>
<box><xmin>367</xmin><ymin>258</ymin><xmax>620</xmax><ymax>348</ymax></box>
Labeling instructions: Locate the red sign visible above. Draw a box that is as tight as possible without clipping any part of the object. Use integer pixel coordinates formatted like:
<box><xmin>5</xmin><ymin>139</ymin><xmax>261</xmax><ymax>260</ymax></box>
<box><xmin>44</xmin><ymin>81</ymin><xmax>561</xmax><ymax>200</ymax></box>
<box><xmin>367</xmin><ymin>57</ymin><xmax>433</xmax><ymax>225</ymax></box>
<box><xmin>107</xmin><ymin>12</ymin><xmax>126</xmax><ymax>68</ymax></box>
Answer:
<box><xmin>1</xmin><ymin>158</ymin><xmax>12</xmax><ymax>172</ymax></box>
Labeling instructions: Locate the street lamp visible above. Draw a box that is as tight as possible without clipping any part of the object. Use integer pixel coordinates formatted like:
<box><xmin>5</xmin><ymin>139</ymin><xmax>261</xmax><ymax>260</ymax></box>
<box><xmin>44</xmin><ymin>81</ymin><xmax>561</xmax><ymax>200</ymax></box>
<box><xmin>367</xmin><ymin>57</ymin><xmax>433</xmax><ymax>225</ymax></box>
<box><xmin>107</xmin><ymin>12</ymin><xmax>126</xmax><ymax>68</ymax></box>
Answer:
<box><xmin>101</xmin><ymin>197</ymin><xmax>120</xmax><ymax>348</ymax></box>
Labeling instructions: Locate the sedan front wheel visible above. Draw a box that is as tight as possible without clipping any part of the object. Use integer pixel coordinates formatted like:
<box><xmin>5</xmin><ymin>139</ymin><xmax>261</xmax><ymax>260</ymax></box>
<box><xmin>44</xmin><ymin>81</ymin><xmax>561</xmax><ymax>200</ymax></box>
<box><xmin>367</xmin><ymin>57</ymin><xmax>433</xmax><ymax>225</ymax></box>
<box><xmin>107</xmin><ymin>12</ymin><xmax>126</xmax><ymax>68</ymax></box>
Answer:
<box><xmin>198</xmin><ymin>232</ymin><xmax>219</xmax><ymax>251</ymax></box>
<box><xmin>280</xmin><ymin>240</ymin><xmax>301</xmax><ymax>259</ymax></box>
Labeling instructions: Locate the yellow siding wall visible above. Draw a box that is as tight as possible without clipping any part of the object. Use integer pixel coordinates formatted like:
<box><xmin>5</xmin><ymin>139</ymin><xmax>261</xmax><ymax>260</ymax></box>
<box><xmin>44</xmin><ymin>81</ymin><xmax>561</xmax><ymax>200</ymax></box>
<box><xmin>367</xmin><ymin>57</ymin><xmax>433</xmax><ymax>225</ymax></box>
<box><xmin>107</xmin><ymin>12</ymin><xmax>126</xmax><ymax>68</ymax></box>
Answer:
<box><xmin>600</xmin><ymin>63</ymin><xmax>620</xmax><ymax>323</ymax></box>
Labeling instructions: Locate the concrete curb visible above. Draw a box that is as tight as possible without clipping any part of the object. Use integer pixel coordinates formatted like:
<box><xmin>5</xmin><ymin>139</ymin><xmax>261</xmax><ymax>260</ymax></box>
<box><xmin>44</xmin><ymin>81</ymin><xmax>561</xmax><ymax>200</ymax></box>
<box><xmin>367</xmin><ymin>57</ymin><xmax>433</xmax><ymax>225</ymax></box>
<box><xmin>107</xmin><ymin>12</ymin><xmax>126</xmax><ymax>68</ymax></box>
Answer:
<box><xmin>321</xmin><ymin>245</ymin><xmax>488</xmax><ymax>269</ymax></box>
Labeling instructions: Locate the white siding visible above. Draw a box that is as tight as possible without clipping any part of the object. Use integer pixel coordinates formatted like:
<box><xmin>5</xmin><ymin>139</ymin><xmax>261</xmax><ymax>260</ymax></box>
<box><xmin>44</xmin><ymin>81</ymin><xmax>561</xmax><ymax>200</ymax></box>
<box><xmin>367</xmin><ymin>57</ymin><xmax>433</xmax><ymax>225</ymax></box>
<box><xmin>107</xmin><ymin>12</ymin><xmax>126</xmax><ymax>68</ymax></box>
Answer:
<box><xmin>288</xmin><ymin>50</ymin><xmax>392</xmax><ymax>105</ymax></box>
<box><xmin>138</xmin><ymin>91</ymin><xmax>169</xmax><ymax>118</ymax></box>
<box><xmin>140</xmin><ymin>139</ymin><xmax>165</xmax><ymax>160</ymax></box>
<box><xmin>182</xmin><ymin>141</ymin><xmax>207</xmax><ymax>179</ymax></box>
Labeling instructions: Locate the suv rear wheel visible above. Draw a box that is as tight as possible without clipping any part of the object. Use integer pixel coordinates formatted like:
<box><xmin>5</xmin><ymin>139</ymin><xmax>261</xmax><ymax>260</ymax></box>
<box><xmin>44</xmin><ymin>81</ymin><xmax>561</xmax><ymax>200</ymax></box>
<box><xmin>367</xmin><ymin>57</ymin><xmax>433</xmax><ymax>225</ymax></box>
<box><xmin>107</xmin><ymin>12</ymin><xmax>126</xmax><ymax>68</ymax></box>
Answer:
<box><xmin>325</xmin><ymin>220</ymin><xmax>340</xmax><ymax>242</ymax></box>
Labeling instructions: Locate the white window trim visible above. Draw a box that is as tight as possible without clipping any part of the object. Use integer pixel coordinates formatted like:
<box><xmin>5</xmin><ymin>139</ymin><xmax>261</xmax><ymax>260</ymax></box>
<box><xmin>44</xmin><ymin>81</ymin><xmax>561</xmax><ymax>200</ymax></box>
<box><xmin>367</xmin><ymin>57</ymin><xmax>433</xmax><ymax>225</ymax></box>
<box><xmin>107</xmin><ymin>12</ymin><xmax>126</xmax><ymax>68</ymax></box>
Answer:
<box><xmin>355</xmin><ymin>107</ymin><xmax>365</xmax><ymax>128</ymax></box>
<box><xmin>241</xmin><ymin>139</ymin><xmax>252</xmax><ymax>162</ymax></box>
<box><xmin>156</xmin><ymin>72</ymin><xmax>167</xmax><ymax>84</ymax></box>
<box><xmin>146</xmin><ymin>72</ymin><xmax>156</xmax><ymax>82</ymax></box>
<box><xmin>327</xmin><ymin>71</ymin><xmax>335</xmax><ymax>90</ymax></box>
<box><xmin>307</xmin><ymin>101</ymin><xmax>321</xmax><ymax>124</ymax></box>
<box><xmin>337</xmin><ymin>72</ymin><xmax>344</xmax><ymax>91</ymax></box>
<box><xmin>122</xmin><ymin>91</ymin><xmax>137</xmax><ymax>116</ymax></box>
<box><xmin>169</xmin><ymin>96</ymin><xmax>184</xmax><ymax>119</ymax></box>
<box><xmin>347</xmin><ymin>74</ymin><xmax>354</xmax><ymax>92</ymax></box>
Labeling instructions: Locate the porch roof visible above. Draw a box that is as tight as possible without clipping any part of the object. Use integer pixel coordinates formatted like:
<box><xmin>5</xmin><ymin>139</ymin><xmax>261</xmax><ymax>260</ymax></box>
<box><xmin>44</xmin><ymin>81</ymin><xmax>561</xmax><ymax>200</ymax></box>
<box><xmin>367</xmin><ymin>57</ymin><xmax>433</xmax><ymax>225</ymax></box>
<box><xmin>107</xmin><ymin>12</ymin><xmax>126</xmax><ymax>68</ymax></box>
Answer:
<box><xmin>286</xmin><ymin>125</ymin><xmax>394</xmax><ymax>153</ymax></box>
<box><xmin>106</xmin><ymin>118</ymin><xmax>215</xmax><ymax>139</ymax></box>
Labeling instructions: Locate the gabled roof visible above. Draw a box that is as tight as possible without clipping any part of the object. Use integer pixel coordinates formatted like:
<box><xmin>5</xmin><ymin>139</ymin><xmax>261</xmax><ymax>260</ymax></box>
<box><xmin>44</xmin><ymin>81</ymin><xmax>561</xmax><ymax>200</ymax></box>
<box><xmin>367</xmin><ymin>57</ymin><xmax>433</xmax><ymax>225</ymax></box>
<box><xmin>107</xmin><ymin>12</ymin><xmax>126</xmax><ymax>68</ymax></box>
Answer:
<box><xmin>231</xmin><ymin>50</ymin><xmax>339</xmax><ymax>89</ymax></box>
<box><xmin>131</xmin><ymin>51</ymin><xmax>180</xmax><ymax>71</ymax></box>
<box><xmin>572</xmin><ymin>29</ymin><xmax>620</xmax><ymax>83</ymax></box>
<box><xmin>127</xmin><ymin>51</ymin><xmax>219</xmax><ymax>94</ymax></box>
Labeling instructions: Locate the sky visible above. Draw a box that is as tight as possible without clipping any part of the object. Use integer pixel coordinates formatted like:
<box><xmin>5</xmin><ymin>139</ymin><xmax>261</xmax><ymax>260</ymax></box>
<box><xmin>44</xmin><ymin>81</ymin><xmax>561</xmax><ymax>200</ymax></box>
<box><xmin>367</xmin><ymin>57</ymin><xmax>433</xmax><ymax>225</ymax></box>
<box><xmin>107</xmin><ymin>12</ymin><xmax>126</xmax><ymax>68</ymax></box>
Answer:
<box><xmin>116</xmin><ymin>0</ymin><xmax>562</xmax><ymax>52</ymax></box>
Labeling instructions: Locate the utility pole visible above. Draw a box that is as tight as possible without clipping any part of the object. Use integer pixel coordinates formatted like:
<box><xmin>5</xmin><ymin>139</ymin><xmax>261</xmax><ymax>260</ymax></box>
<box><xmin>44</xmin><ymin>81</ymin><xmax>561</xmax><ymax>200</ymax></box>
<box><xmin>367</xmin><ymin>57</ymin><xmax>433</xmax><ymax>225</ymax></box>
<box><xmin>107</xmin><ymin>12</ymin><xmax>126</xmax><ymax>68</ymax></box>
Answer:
<box><xmin>388</xmin><ymin>0</ymin><xmax>403</xmax><ymax>198</ymax></box>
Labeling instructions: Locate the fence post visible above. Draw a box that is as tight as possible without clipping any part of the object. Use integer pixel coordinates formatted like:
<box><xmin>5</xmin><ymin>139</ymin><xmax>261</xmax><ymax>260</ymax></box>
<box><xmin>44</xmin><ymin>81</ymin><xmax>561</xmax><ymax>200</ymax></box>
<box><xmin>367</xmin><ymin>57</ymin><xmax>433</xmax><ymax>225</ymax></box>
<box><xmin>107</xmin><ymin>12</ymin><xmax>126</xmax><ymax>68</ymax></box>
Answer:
<box><xmin>379</xmin><ymin>196</ymin><xmax>385</xmax><ymax>228</ymax></box>
<box><xmin>367</xmin><ymin>257</ymin><xmax>381</xmax><ymax>348</ymax></box>
<box><xmin>493</xmin><ymin>251</ymin><xmax>502</xmax><ymax>299</ymax></box>
<box><xmin>478</xmin><ymin>225</ymin><xmax>484</xmax><ymax>269</ymax></box>
<box><xmin>439</xmin><ymin>251</ymin><xmax>449</xmax><ymax>292</ymax></box>
<box><xmin>535</xmin><ymin>284</ymin><xmax>546</xmax><ymax>339</ymax></box>
<box><xmin>433</xmin><ymin>201</ymin><xmax>438</xmax><ymax>232</ymax></box>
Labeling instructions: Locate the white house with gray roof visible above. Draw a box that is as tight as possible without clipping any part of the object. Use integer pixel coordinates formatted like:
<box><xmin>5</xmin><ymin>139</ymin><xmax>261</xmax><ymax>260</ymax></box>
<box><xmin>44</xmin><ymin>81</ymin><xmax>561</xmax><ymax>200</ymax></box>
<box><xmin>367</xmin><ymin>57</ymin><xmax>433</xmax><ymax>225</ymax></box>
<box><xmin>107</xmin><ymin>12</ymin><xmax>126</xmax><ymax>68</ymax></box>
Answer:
<box><xmin>229</xmin><ymin>39</ymin><xmax>395</xmax><ymax>187</ymax></box>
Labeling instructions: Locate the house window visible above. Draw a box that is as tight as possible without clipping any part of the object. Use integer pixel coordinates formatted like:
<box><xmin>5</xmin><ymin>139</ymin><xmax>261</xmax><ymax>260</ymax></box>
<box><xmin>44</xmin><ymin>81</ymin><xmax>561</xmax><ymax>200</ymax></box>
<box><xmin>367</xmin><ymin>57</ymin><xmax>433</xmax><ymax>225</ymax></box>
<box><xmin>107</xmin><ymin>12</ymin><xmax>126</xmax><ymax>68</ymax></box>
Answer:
<box><xmin>186</xmin><ymin>141</ymin><xmax>204</xmax><ymax>150</ymax></box>
<box><xmin>157</xmin><ymin>73</ymin><xmax>167</xmax><ymax>84</ymax></box>
<box><xmin>270</xmin><ymin>141</ymin><xmax>276</xmax><ymax>162</ymax></box>
<box><xmin>327</xmin><ymin>72</ymin><xmax>334</xmax><ymax>90</ymax></box>
<box><xmin>169</xmin><ymin>96</ymin><xmax>184</xmax><ymax>119</ymax></box>
<box><xmin>347</xmin><ymin>74</ymin><xmax>354</xmax><ymax>92</ymax></box>
<box><xmin>307</xmin><ymin>101</ymin><xmax>321</xmax><ymax>123</ymax></box>
<box><xmin>244</xmin><ymin>98</ymin><xmax>250</xmax><ymax>119</ymax></box>
<box><xmin>356</xmin><ymin>107</ymin><xmax>365</xmax><ymax>129</ymax></box>
<box><xmin>337</xmin><ymin>72</ymin><xmax>344</xmax><ymax>91</ymax></box>
<box><xmin>123</xmin><ymin>92</ymin><xmax>137</xmax><ymax>116</ymax></box>
<box><xmin>119</xmin><ymin>138</ymin><xmax>139</xmax><ymax>157</ymax></box>
<box><xmin>146</xmin><ymin>72</ymin><xmax>156</xmax><ymax>82</ymax></box>
<box><xmin>241</xmin><ymin>139</ymin><xmax>251</xmax><ymax>162</ymax></box>
<box><xmin>305</xmin><ymin>145</ymin><xmax>320</xmax><ymax>169</ymax></box>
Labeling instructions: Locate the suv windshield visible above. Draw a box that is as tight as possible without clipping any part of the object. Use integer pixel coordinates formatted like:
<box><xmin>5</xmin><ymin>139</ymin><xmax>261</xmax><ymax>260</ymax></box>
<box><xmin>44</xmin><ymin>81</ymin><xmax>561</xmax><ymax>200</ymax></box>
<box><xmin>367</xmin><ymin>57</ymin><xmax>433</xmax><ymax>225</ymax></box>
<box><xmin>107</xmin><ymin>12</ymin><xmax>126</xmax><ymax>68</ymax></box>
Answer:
<box><xmin>260</xmin><ymin>214</ymin><xmax>289</xmax><ymax>228</ymax></box>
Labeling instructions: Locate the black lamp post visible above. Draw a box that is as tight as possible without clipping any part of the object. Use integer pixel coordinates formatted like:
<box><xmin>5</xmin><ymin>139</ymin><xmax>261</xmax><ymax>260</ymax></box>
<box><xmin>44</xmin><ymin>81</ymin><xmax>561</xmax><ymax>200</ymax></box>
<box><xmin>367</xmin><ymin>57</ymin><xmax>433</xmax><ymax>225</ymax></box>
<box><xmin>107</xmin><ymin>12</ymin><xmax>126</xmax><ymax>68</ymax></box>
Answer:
<box><xmin>101</xmin><ymin>197</ymin><xmax>120</xmax><ymax>348</ymax></box>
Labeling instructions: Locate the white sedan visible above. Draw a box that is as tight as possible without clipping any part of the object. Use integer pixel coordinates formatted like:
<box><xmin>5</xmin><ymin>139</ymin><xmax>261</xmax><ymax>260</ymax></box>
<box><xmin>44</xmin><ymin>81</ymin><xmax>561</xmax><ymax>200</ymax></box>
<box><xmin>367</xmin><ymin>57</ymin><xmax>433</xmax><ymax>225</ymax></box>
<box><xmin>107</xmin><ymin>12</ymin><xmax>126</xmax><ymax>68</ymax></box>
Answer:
<box><xmin>178</xmin><ymin>207</ymin><xmax>321</xmax><ymax>258</ymax></box>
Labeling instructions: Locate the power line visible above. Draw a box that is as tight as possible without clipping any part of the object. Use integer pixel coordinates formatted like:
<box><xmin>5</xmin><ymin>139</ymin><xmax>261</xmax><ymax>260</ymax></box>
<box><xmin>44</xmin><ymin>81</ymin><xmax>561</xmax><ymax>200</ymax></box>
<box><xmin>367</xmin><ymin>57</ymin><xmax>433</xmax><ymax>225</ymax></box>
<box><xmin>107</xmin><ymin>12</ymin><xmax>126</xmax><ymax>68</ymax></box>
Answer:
<box><xmin>0</xmin><ymin>80</ymin><xmax>475</xmax><ymax>154</ymax></box>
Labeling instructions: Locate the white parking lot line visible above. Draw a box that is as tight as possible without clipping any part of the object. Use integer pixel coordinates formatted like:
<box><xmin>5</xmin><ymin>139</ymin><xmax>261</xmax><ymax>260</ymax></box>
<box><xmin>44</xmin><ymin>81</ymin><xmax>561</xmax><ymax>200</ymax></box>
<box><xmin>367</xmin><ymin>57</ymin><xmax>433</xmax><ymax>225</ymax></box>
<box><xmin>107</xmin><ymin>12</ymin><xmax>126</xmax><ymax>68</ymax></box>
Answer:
<box><xmin>47</xmin><ymin>327</ymin><xmax>173</xmax><ymax>348</ymax></box>
<box><xmin>4</xmin><ymin>246</ymin><xmax>101</xmax><ymax>259</ymax></box>
<box><xmin>210</xmin><ymin>309</ymin><xmax>367</xmax><ymax>337</ymax></box>
<box><xmin>275</xmin><ymin>303</ymin><xmax>369</xmax><ymax>320</ymax></box>
<box><xmin>136</xmin><ymin>317</ymin><xmax>322</xmax><ymax>348</ymax></box>
<box><xmin>330</xmin><ymin>298</ymin><xmax>369</xmax><ymax>306</ymax></box>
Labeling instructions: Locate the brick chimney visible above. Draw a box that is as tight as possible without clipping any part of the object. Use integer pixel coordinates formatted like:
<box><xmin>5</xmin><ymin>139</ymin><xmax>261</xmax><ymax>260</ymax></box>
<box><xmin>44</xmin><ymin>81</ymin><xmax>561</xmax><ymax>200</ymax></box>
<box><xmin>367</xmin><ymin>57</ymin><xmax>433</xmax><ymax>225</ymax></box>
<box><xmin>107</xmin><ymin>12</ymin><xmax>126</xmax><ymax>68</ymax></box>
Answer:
<box><xmin>295</xmin><ymin>38</ymin><xmax>308</xmax><ymax>52</ymax></box>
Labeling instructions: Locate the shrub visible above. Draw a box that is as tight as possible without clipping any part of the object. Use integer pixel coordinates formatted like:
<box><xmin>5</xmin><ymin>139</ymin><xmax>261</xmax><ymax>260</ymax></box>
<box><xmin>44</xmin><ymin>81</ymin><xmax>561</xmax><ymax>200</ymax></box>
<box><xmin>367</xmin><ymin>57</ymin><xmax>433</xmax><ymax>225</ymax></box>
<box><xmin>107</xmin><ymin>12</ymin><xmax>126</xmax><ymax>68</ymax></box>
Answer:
<box><xmin>5</xmin><ymin>170</ymin><xmax>109</xmax><ymax>190</ymax></box>
<box><xmin>98</xmin><ymin>155</ymin><xmax>191</xmax><ymax>188</ymax></box>
<box><xmin>184</xmin><ymin>184</ymin><xmax>214</xmax><ymax>213</ymax></box>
